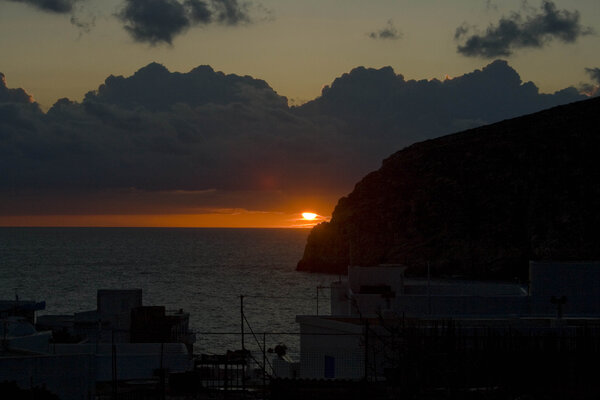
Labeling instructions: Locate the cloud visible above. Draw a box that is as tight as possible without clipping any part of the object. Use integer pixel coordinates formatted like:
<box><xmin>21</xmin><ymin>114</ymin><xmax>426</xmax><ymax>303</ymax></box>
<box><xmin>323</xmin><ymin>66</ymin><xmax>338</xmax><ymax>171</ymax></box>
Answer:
<box><xmin>186</xmin><ymin>0</ymin><xmax>212</xmax><ymax>22</ymax></box>
<box><xmin>298</xmin><ymin>59</ymin><xmax>585</xmax><ymax>147</ymax></box>
<box><xmin>117</xmin><ymin>0</ymin><xmax>254</xmax><ymax>45</ymax></box>
<box><xmin>70</xmin><ymin>13</ymin><xmax>95</xmax><ymax>35</ymax></box>
<box><xmin>83</xmin><ymin>62</ymin><xmax>287</xmax><ymax>110</ymax></box>
<box><xmin>4</xmin><ymin>0</ymin><xmax>95</xmax><ymax>36</ymax></box>
<box><xmin>456</xmin><ymin>0</ymin><xmax>593</xmax><ymax>57</ymax></box>
<box><xmin>5</xmin><ymin>0</ymin><xmax>257</xmax><ymax>44</ymax></box>
<box><xmin>0</xmin><ymin>73</ymin><xmax>35</xmax><ymax>104</ymax></box>
<box><xmin>117</xmin><ymin>0</ymin><xmax>192</xmax><ymax>45</ymax></box>
<box><xmin>585</xmin><ymin>67</ymin><xmax>600</xmax><ymax>84</ymax></box>
<box><xmin>0</xmin><ymin>61</ymin><xmax>588</xmax><ymax>216</ymax></box>
<box><xmin>580</xmin><ymin>67</ymin><xmax>600</xmax><ymax>97</ymax></box>
<box><xmin>485</xmin><ymin>0</ymin><xmax>498</xmax><ymax>12</ymax></box>
<box><xmin>2</xmin><ymin>63</ymin><xmax>343</xmax><ymax>195</ymax></box>
<box><xmin>368</xmin><ymin>20</ymin><xmax>401</xmax><ymax>40</ymax></box>
<box><xmin>4</xmin><ymin>0</ymin><xmax>80</xmax><ymax>13</ymax></box>
<box><xmin>212</xmin><ymin>0</ymin><xmax>249</xmax><ymax>25</ymax></box>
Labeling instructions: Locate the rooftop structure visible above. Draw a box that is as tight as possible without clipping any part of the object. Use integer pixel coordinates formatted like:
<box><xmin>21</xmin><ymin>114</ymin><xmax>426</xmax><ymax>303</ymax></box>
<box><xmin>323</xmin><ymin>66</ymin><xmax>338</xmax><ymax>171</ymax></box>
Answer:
<box><xmin>0</xmin><ymin>299</ymin><xmax>45</xmax><ymax>325</ymax></box>
<box><xmin>37</xmin><ymin>289</ymin><xmax>195</xmax><ymax>351</ymax></box>
<box><xmin>330</xmin><ymin>261</ymin><xmax>600</xmax><ymax>319</ymax></box>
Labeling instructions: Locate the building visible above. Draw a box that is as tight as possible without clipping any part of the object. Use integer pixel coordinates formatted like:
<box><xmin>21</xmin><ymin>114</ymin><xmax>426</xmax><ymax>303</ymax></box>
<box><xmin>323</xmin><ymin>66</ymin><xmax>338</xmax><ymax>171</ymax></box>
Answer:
<box><xmin>37</xmin><ymin>289</ymin><xmax>195</xmax><ymax>351</ymax></box>
<box><xmin>0</xmin><ymin>299</ymin><xmax>45</xmax><ymax>324</ymax></box>
<box><xmin>296</xmin><ymin>261</ymin><xmax>600</xmax><ymax>380</ymax></box>
<box><xmin>1</xmin><ymin>289</ymin><xmax>195</xmax><ymax>399</ymax></box>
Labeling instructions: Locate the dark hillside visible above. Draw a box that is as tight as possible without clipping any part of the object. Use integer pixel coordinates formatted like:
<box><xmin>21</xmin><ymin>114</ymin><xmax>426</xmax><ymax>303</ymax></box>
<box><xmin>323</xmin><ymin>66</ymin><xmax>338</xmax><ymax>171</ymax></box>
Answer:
<box><xmin>297</xmin><ymin>97</ymin><xmax>600</xmax><ymax>280</ymax></box>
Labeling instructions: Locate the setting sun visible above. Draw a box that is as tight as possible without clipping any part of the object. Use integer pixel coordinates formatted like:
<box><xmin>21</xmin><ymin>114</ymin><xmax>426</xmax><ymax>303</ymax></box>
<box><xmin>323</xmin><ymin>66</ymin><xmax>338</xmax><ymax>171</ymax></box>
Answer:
<box><xmin>302</xmin><ymin>212</ymin><xmax>318</xmax><ymax>220</ymax></box>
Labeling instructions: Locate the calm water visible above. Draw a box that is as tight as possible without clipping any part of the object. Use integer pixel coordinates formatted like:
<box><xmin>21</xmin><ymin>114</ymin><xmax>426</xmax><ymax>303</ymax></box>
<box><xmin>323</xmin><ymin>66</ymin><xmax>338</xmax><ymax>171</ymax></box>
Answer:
<box><xmin>0</xmin><ymin>228</ymin><xmax>334</xmax><ymax>356</ymax></box>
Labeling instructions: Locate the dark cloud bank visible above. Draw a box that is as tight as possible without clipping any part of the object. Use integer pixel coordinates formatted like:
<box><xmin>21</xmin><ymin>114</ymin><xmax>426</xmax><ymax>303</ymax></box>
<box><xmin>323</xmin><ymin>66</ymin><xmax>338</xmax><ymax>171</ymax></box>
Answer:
<box><xmin>0</xmin><ymin>61</ymin><xmax>593</xmax><ymax>214</ymax></box>
<box><xmin>0</xmin><ymin>73</ymin><xmax>34</xmax><ymax>104</ymax></box>
<box><xmin>456</xmin><ymin>0</ymin><xmax>592</xmax><ymax>57</ymax></box>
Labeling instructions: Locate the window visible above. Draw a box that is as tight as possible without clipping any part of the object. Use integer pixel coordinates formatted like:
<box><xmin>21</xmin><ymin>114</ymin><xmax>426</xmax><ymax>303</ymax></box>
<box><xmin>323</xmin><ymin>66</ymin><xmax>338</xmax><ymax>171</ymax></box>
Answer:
<box><xmin>324</xmin><ymin>355</ymin><xmax>335</xmax><ymax>378</ymax></box>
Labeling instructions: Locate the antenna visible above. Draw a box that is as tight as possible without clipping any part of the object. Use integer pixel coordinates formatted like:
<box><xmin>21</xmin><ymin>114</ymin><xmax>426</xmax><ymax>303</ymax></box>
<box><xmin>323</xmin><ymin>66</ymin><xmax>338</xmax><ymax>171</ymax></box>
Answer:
<box><xmin>427</xmin><ymin>262</ymin><xmax>431</xmax><ymax>315</ymax></box>
<box><xmin>349</xmin><ymin>238</ymin><xmax>353</xmax><ymax>266</ymax></box>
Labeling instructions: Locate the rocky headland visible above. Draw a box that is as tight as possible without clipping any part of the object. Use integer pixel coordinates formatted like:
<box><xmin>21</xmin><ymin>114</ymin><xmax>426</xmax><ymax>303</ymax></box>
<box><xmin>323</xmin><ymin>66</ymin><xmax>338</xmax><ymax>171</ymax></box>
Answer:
<box><xmin>297</xmin><ymin>97</ymin><xmax>600</xmax><ymax>280</ymax></box>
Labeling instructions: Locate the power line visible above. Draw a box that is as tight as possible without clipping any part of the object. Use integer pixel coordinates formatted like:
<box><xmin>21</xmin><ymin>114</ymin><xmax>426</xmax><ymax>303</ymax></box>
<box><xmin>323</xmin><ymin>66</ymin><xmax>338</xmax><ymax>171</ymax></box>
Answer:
<box><xmin>243</xmin><ymin>314</ymin><xmax>274</xmax><ymax>372</ymax></box>
<box><xmin>243</xmin><ymin>294</ymin><xmax>321</xmax><ymax>300</ymax></box>
<box><xmin>198</xmin><ymin>294</ymin><xmax>325</xmax><ymax>300</ymax></box>
<box><xmin>193</xmin><ymin>331</ymin><xmax>362</xmax><ymax>336</ymax></box>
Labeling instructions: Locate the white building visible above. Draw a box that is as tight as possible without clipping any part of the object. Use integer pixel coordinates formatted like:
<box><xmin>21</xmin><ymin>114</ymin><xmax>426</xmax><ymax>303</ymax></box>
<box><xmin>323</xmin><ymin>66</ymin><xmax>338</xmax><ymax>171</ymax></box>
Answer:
<box><xmin>1</xmin><ymin>289</ymin><xmax>194</xmax><ymax>399</ymax></box>
<box><xmin>1</xmin><ymin>340</ymin><xmax>190</xmax><ymax>400</ymax></box>
<box><xmin>297</xmin><ymin>261</ymin><xmax>600</xmax><ymax>380</ymax></box>
<box><xmin>37</xmin><ymin>289</ymin><xmax>195</xmax><ymax>350</ymax></box>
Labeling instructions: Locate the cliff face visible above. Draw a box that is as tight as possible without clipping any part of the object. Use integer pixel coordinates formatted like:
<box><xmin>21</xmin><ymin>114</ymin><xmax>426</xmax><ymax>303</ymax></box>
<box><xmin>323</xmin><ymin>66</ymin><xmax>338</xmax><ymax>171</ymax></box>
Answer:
<box><xmin>297</xmin><ymin>97</ymin><xmax>600</xmax><ymax>280</ymax></box>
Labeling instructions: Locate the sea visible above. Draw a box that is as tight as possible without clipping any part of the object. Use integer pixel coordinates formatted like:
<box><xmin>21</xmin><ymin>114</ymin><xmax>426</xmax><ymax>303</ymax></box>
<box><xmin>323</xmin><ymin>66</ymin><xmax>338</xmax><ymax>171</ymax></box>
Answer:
<box><xmin>0</xmin><ymin>227</ymin><xmax>334</xmax><ymax>358</ymax></box>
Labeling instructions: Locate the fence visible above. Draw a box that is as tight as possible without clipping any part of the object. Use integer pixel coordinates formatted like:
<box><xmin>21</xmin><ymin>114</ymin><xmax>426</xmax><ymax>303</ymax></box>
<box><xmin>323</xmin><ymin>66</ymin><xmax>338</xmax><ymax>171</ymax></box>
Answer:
<box><xmin>190</xmin><ymin>317</ymin><xmax>600</xmax><ymax>399</ymax></box>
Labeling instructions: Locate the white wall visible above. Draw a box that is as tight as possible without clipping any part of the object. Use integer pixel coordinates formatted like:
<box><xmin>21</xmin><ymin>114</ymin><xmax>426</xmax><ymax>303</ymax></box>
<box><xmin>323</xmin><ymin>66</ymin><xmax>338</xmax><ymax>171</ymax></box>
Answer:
<box><xmin>51</xmin><ymin>343</ymin><xmax>191</xmax><ymax>382</ymax></box>
<box><xmin>392</xmin><ymin>295</ymin><xmax>530</xmax><ymax>317</ymax></box>
<box><xmin>297</xmin><ymin>317</ymin><xmax>364</xmax><ymax>380</ymax></box>
<box><xmin>330</xmin><ymin>281</ymin><xmax>349</xmax><ymax>315</ymax></box>
<box><xmin>348</xmin><ymin>266</ymin><xmax>404</xmax><ymax>295</ymax></box>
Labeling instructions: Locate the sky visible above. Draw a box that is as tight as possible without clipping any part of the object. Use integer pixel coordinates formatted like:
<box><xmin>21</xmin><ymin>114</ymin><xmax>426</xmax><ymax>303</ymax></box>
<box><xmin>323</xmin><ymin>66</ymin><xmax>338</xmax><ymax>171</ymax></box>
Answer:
<box><xmin>1</xmin><ymin>0</ymin><xmax>599</xmax><ymax>227</ymax></box>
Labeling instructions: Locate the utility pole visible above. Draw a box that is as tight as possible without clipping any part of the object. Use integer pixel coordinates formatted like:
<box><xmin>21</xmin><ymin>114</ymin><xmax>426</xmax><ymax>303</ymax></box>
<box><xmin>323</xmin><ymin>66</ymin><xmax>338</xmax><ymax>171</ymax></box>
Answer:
<box><xmin>262</xmin><ymin>332</ymin><xmax>266</xmax><ymax>400</ymax></box>
<box><xmin>316</xmin><ymin>286</ymin><xmax>319</xmax><ymax>315</ymax></box>
<box><xmin>427</xmin><ymin>262</ymin><xmax>432</xmax><ymax>315</ymax></box>
<box><xmin>159</xmin><ymin>343</ymin><xmax>166</xmax><ymax>400</ymax></box>
<box><xmin>240</xmin><ymin>295</ymin><xmax>245</xmax><ymax>352</ymax></box>
<box><xmin>364</xmin><ymin>319</ymin><xmax>369</xmax><ymax>382</ymax></box>
<box><xmin>240</xmin><ymin>295</ymin><xmax>245</xmax><ymax>394</ymax></box>
<box><xmin>2</xmin><ymin>320</ymin><xmax>8</xmax><ymax>351</ymax></box>
<box><xmin>112</xmin><ymin>330</ymin><xmax>117</xmax><ymax>400</ymax></box>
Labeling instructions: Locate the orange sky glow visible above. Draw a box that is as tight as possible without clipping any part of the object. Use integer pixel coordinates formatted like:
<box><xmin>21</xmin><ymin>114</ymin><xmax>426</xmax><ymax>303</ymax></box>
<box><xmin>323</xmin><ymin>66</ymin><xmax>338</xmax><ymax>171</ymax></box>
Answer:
<box><xmin>0</xmin><ymin>211</ymin><xmax>329</xmax><ymax>228</ymax></box>
<box><xmin>0</xmin><ymin>190</ymin><xmax>338</xmax><ymax>228</ymax></box>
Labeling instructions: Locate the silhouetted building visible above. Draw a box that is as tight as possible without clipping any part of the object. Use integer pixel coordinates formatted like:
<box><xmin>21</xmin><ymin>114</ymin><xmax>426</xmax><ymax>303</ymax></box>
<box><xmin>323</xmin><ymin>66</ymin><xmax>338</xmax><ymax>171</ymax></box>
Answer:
<box><xmin>131</xmin><ymin>306</ymin><xmax>194</xmax><ymax>353</ymax></box>
<box><xmin>297</xmin><ymin>261</ymin><xmax>600</xmax><ymax>380</ymax></box>
<box><xmin>2</xmin><ymin>289</ymin><xmax>195</xmax><ymax>400</ymax></box>
<box><xmin>37</xmin><ymin>289</ymin><xmax>195</xmax><ymax>350</ymax></box>
<box><xmin>0</xmin><ymin>299</ymin><xmax>45</xmax><ymax>325</ymax></box>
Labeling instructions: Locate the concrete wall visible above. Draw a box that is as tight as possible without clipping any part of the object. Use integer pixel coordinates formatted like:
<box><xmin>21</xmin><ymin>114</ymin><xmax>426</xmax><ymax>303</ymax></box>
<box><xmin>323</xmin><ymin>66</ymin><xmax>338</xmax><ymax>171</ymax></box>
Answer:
<box><xmin>330</xmin><ymin>281</ymin><xmax>349</xmax><ymax>315</ymax></box>
<box><xmin>392</xmin><ymin>295</ymin><xmax>530</xmax><ymax>317</ymax></box>
<box><xmin>351</xmin><ymin>294</ymin><xmax>394</xmax><ymax>316</ymax></box>
<box><xmin>298</xmin><ymin>317</ymin><xmax>364</xmax><ymax>380</ymax></box>
<box><xmin>50</xmin><ymin>343</ymin><xmax>191</xmax><ymax>382</ymax></box>
<box><xmin>272</xmin><ymin>357</ymin><xmax>300</xmax><ymax>379</ymax></box>
<box><xmin>404</xmin><ymin>280</ymin><xmax>526</xmax><ymax>296</ymax></box>
<box><xmin>348</xmin><ymin>266</ymin><xmax>404</xmax><ymax>295</ymax></box>
<box><xmin>96</xmin><ymin>289</ymin><xmax>142</xmax><ymax>342</ymax></box>
<box><xmin>346</xmin><ymin>291</ymin><xmax>529</xmax><ymax>318</ymax></box>
<box><xmin>6</xmin><ymin>331</ymin><xmax>52</xmax><ymax>354</ymax></box>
